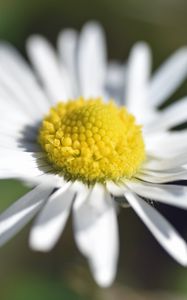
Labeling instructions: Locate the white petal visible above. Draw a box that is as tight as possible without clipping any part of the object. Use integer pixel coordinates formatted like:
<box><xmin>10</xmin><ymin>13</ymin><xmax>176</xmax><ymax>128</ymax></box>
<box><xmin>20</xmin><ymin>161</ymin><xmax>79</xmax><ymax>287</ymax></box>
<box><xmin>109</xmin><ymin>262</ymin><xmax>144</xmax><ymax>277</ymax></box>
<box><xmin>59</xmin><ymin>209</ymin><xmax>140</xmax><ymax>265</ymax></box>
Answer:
<box><xmin>106</xmin><ymin>181</ymin><xmax>125</xmax><ymax>196</ymax></box>
<box><xmin>33</xmin><ymin>173</ymin><xmax>65</xmax><ymax>187</ymax></box>
<box><xmin>143</xmin><ymin>153</ymin><xmax>187</xmax><ymax>171</ymax></box>
<box><xmin>27</xmin><ymin>36</ymin><xmax>71</xmax><ymax>102</ymax></box>
<box><xmin>0</xmin><ymin>150</ymin><xmax>50</xmax><ymax>178</ymax></box>
<box><xmin>0</xmin><ymin>101</ymin><xmax>29</xmax><ymax>124</ymax></box>
<box><xmin>58</xmin><ymin>29</ymin><xmax>77</xmax><ymax>73</ymax></box>
<box><xmin>0</xmin><ymin>169</ymin><xmax>38</xmax><ymax>180</ymax></box>
<box><xmin>0</xmin><ymin>106</ymin><xmax>31</xmax><ymax>125</ymax></box>
<box><xmin>127</xmin><ymin>180</ymin><xmax>187</xmax><ymax>209</ymax></box>
<box><xmin>0</xmin><ymin>122</ymin><xmax>30</xmax><ymax>139</ymax></box>
<box><xmin>0</xmin><ymin>170</ymin><xmax>59</xmax><ymax>186</ymax></box>
<box><xmin>20</xmin><ymin>173</ymin><xmax>64</xmax><ymax>188</ymax></box>
<box><xmin>29</xmin><ymin>183</ymin><xmax>74</xmax><ymax>251</ymax></box>
<box><xmin>0</xmin><ymin>43</ymin><xmax>49</xmax><ymax>114</ymax></box>
<box><xmin>149</xmin><ymin>47</ymin><xmax>187</xmax><ymax>107</ymax></box>
<box><xmin>0</xmin><ymin>170</ymin><xmax>20</xmax><ymax>179</ymax></box>
<box><xmin>58</xmin><ymin>29</ymin><xmax>78</xmax><ymax>96</ymax></box>
<box><xmin>0</xmin><ymin>135</ymin><xmax>40</xmax><ymax>152</ymax></box>
<box><xmin>0</xmin><ymin>184</ymin><xmax>53</xmax><ymax>246</ymax></box>
<box><xmin>137</xmin><ymin>169</ymin><xmax>187</xmax><ymax>183</ymax></box>
<box><xmin>0</xmin><ymin>68</ymin><xmax>39</xmax><ymax>120</ymax></box>
<box><xmin>0</xmin><ymin>121</ymin><xmax>38</xmax><ymax>142</ymax></box>
<box><xmin>104</xmin><ymin>61</ymin><xmax>126</xmax><ymax>104</ymax></box>
<box><xmin>125</xmin><ymin>190</ymin><xmax>187</xmax><ymax>265</ymax></box>
<box><xmin>0</xmin><ymin>150</ymin><xmax>45</xmax><ymax>167</ymax></box>
<box><xmin>78</xmin><ymin>22</ymin><xmax>107</xmax><ymax>98</ymax></box>
<box><xmin>0</xmin><ymin>119</ymin><xmax>30</xmax><ymax>138</ymax></box>
<box><xmin>73</xmin><ymin>185</ymin><xmax>119</xmax><ymax>287</ymax></box>
<box><xmin>145</xmin><ymin>130</ymin><xmax>187</xmax><ymax>158</ymax></box>
<box><xmin>125</xmin><ymin>42</ymin><xmax>154</xmax><ymax>123</ymax></box>
<box><xmin>146</xmin><ymin>97</ymin><xmax>187</xmax><ymax>132</ymax></box>
<box><xmin>0</xmin><ymin>149</ymin><xmax>44</xmax><ymax>158</ymax></box>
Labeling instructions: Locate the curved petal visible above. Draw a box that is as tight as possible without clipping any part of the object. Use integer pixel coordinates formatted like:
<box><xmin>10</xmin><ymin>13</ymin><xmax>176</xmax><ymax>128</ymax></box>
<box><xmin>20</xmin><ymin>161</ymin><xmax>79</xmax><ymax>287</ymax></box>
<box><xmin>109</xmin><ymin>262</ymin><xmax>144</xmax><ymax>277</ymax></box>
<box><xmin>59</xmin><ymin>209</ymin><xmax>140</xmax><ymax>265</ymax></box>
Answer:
<box><xmin>78</xmin><ymin>22</ymin><xmax>107</xmax><ymax>98</ymax></box>
<box><xmin>143</xmin><ymin>153</ymin><xmax>187</xmax><ymax>171</ymax></box>
<box><xmin>125</xmin><ymin>42</ymin><xmax>154</xmax><ymax>123</ymax></box>
<box><xmin>125</xmin><ymin>190</ymin><xmax>187</xmax><ymax>265</ymax></box>
<box><xmin>0</xmin><ymin>184</ymin><xmax>53</xmax><ymax>247</ymax></box>
<box><xmin>126</xmin><ymin>180</ymin><xmax>187</xmax><ymax>209</ymax></box>
<box><xmin>29</xmin><ymin>183</ymin><xmax>74</xmax><ymax>251</ymax></box>
<box><xmin>137</xmin><ymin>169</ymin><xmax>187</xmax><ymax>183</ymax></box>
<box><xmin>27</xmin><ymin>36</ymin><xmax>71</xmax><ymax>102</ymax></box>
<box><xmin>0</xmin><ymin>134</ymin><xmax>40</xmax><ymax>152</ymax></box>
<box><xmin>0</xmin><ymin>150</ymin><xmax>49</xmax><ymax>176</ymax></box>
<box><xmin>58</xmin><ymin>29</ymin><xmax>78</xmax><ymax>96</ymax></box>
<box><xmin>146</xmin><ymin>97</ymin><xmax>187</xmax><ymax>132</ymax></box>
<box><xmin>104</xmin><ymin>61</ymin><xmax>126</xmax><ymax>104</ymax></box>
<box><xmin>149</xmin><ymin>47</ymin><xmax>187</xmax><ymax>107</ymax></box>
<box><xmin>0</xmin><ymin>170</ymin><xmax>41</xmax><ymax>181</ymax></box>
<box><xmin>145</xmin><ymin>130</ymin><xmax>187</xmax><ymax>158</ymax></box>
<box><xmin>106</xmin><ymin>181</ymin><xmax>125</xmax><ymax>197</ymax></box>
<box><xmin>0</xmin><ymin>43</ymin><xmax>49</xmax><ymax>114</ymax></box>
<box><xmin>0</xmin><ymin>65</ymin><xmax>39</xmax><ymax>121</ymax></box>
<box><xmin>73</xmin><ymin>185</ymin><xmax>119</xmax><ymax>287</ymax></box>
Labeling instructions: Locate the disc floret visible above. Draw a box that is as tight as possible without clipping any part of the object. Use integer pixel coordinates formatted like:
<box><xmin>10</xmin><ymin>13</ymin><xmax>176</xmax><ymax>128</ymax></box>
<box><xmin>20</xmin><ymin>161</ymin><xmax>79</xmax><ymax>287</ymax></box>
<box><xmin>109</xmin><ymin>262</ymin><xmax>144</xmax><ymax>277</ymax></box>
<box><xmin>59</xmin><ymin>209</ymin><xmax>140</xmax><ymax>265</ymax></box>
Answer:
<box><xmin>39</xmin><ymin>97</ymin><xmax>145</xmax><ymax>184</ymax></box>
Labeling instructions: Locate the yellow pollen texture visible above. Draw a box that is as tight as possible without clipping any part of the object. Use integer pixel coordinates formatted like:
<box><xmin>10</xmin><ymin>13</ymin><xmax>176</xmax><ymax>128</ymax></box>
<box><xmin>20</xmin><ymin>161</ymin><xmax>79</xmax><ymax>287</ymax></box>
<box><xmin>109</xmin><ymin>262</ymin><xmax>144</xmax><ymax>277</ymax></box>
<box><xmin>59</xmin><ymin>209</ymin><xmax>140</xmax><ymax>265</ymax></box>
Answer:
<box><xmin>39</xmin><ymin>97</ymin><xmax>145</xmax><ymax>184</ymax></box>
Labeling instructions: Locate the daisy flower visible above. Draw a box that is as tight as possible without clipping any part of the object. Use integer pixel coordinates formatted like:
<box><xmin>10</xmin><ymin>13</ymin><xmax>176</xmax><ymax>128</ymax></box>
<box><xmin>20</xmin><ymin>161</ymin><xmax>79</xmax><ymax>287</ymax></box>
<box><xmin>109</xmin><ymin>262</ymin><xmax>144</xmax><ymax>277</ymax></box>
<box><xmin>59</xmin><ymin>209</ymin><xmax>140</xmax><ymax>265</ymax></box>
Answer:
<box><xmin>1</xmin><ymin>21</ymin><xmax>187</xmax><ymax>287</ymax></box>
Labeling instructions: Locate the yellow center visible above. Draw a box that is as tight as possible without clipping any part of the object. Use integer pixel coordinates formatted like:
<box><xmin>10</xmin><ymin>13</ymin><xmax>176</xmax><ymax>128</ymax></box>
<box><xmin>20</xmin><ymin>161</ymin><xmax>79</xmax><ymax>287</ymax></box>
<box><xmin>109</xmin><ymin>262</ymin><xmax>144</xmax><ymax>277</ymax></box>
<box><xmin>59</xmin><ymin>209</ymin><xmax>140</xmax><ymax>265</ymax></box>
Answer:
<box><xmin>39</xmin><ymin>97</ymin><xmax>145</xmax><ymax>184</ymax></box>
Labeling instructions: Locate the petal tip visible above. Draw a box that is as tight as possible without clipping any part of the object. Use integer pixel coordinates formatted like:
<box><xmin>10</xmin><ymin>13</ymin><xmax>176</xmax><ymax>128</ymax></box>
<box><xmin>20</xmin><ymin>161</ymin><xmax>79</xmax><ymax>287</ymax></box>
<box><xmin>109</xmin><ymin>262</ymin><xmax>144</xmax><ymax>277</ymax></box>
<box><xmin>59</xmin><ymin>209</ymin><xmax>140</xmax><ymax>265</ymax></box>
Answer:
<box><xmin>29</xmin><ymin>230</ymin><xmax>53</xmax><ymax>252</ymax></box>
<box><xmin>93</xmin><ymin>269</ymin><xmax>115</xmax><ymax>288</ymax></box>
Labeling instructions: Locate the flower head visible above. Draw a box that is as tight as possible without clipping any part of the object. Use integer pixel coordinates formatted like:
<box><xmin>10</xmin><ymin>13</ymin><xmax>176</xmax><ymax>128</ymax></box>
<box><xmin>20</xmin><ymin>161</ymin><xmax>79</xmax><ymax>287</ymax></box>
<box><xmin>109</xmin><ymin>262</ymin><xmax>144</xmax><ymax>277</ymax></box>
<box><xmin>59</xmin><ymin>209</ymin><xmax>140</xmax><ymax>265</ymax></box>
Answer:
<box><xmin>39</xmin><ymin>97</ymin><xmax>145</xmax><ymax>183</ymax></box>
<box><xmin>1</xmin><ymin>22</ymin><xmax>187</xmax><ymax>287</ymax></box>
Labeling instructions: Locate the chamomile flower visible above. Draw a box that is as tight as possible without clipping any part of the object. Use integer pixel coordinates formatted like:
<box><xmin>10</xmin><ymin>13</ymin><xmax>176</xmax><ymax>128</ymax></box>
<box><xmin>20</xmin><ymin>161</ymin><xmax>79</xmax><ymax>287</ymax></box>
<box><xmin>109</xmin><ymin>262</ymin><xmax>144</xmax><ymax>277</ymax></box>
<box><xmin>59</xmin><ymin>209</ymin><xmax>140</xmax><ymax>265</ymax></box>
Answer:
<box><xmin>1</xmin><ymin>22</ymin><xmax>187</xmax><ymax>287</ymax></box>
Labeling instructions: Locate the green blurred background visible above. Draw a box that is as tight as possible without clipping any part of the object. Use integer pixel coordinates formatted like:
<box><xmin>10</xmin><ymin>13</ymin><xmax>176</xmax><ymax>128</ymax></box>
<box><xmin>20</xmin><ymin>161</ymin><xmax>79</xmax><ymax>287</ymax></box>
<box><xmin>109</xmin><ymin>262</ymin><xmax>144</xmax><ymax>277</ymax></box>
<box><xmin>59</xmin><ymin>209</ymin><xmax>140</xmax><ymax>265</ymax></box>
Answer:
<box><xmin>1</xmin><ymin>0</ymin><xmax>187</xmax><ymax>299</ymax></box>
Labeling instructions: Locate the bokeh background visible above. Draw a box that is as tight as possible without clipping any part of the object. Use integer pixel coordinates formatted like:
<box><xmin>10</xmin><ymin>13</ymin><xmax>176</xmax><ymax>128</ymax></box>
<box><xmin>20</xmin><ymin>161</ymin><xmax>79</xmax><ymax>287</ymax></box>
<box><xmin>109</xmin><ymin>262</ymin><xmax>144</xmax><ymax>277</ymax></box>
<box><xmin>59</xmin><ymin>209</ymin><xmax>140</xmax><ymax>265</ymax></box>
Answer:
<box><xmin>1</xmin><ymin>0</ymin><xmax>187</xmax><ymax>299</ymax></box>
